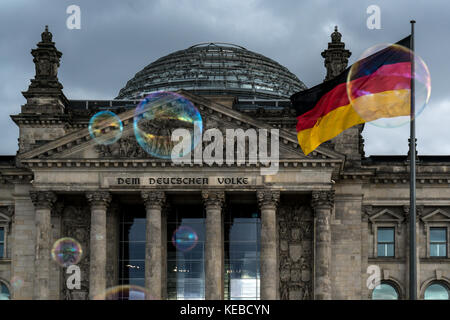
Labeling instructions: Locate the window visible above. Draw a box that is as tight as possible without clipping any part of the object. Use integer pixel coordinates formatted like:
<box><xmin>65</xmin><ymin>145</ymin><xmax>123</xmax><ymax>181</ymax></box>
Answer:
<box><xmin>0</xmin><ymin>227</ymin><xmax>4</xmax><ymax>258</ymax></box>
<box><xmin>118</xmin><ymin>205</ymin><xmax>146</xmax><ymax>299</ymax></box>
<box><xmin>430</xmin><ymin>228</ymin><xmax>447</xmax><ymax>257</ymax></box>
<box><xmin>0</xmin><ymin>282</ymin><xmax>9</xmax><ymax>300</ymax></box>
<box><xmin>224</xmin><ymin>203</ymin><xmax>260</xmax><ymax>300</ymax></box>
<box><xmin>372</xmin><ymin>283</ymin><xmax>399</xmax><ymax>300</ymax></box>
<box><xmin>167</xmin><ymin>204</ymin><xmax>205</xmax><ymax>300</ymax></box>
<box><xmin>424</xmin><ymin>283</ymin><xmax>449</xmax><ymax>300</ymax></box>
<box><xmin>377</xmin><ymin>227</ymin><xmax>395</xmax><ymax>257</ymax></box>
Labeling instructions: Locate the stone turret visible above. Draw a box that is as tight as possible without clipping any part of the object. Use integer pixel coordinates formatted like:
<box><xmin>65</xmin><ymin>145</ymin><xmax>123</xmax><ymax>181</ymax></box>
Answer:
<box><xmin>21</xmin><ymin>25</ymin><xmax>68</xmax><ymax>114</ymax></box>
<box><xmin>12</xmin><ymin>26</ymin><xmax>69</xmax><ymax>155</ymax></box>
<box><xmin>321</xmin><ymin>26</ymin><xmax>352</xmax><ymax>82</ymax></box>
<box><xmin>322</xmin><ymin>27</ymin><xmax>364</xmax><ymax>166</ymax></box>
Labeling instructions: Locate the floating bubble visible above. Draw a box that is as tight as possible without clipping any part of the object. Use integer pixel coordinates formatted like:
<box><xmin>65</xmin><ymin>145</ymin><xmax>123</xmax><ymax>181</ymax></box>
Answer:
<box><xmin>94</xmin><ymin>285</ymin><xmax>153</xmax><ymax>300</ymax></box>
<box><xmin>89</xmin><ymin>110</ymin><xmax>123</xmax><ymax>145</ymax></box>
<box><xmin>51</xmin><ymin>237</ymin><xmax>83</xmax><ymax>267</ymax></box>
<box><xmin>172</xmin><ymin>226</ymin><xmax>199</xmax><ymax>252</ymax></box>
<box><xmin>11</xmin><ymin>276</ymin><xmax>24</xmax><ymax>290</ymax></box>
<box><xmin>347</xmin><ymin>42</ymin><xmax>431</xmax><ymax>128</ymax></box>
<box><xmin>134</xmin><ymin>91</ymin><xmax>203</xmax><ymax>160</ymax></box>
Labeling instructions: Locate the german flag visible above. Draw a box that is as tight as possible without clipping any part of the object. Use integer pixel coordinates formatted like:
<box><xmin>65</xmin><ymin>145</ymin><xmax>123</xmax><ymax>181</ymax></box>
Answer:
<box><xmin>291</xmin><ymin>36</ymin><xmax>412</xmax><ymax>155</ymax></box>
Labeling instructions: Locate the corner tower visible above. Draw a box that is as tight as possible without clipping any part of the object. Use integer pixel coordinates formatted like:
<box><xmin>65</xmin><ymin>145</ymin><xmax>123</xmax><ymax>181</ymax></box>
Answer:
<box><xmin>322</xmin><ymin>27</ymin><xmax>365</xmax><ymax>166</ymax></box>
<box><xmin>12</xmin><ymin>26</ymin><xmax>69</xmax><ymax>155</ymax></box>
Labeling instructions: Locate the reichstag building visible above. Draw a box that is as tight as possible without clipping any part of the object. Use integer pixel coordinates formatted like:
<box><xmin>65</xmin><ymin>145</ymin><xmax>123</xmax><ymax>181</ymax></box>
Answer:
<box><xmin>0</xmin><ymin>26</ymin><xmax>448</xmax><ymax>300</ymax></box>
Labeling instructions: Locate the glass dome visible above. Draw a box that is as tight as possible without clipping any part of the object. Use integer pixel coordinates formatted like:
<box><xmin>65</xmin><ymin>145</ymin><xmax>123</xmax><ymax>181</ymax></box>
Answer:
<box><xmin>116</xmin><ymin>42</ymin><xmax>306</xmax><ymax>100</ymax></box>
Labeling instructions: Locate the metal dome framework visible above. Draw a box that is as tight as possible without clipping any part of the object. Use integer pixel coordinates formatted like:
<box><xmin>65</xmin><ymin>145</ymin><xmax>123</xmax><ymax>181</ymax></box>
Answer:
<box><xmin>116</xmin><ymin>43</ymin><xmax>307</xmax><ymax>100</ymax></box>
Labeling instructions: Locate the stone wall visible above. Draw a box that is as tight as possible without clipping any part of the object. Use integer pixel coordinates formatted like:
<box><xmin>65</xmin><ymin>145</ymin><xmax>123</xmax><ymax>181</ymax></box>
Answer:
<box><xmin>10</xmin><ymin>183</ymin><xmax>35</xmax><ymax>299</ymax></box>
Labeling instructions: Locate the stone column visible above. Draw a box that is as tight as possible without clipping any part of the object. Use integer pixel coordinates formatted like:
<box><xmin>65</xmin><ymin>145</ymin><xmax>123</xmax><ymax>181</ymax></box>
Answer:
<box><xmin>30</xmin><ymin>191</ymin><xmax>57</xmax><ymax>300</ymax></box>
<box><xmin>141</xmin><ymin>191</ymin><xmax>166</xmax><ymax>299</ymax></box>
<box><xmin>311</xmin><ymin>190</ymin><xmax>334</xmax><ymax>300</ymax></box>
<box><xmin>86</xmin><ymin>191</ymin><xmax>111</xmax><ymax>299</ymax></box>
<box><xmin>202</xmin><ymin>190</ymin><xmax>225</xmax><ymax>300</ymax></box>
<box><xmin>257</xmin><ymin>190</ymin><xmax>280</xmax><ymax>300</ymax></box>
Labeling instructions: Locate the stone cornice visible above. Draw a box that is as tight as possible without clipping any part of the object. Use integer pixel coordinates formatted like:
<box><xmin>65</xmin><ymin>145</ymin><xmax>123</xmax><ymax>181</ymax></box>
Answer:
<box><xmin>0</xmin><ymin>171</ymin><xmax>33</xmax><ymax>185</ymax></box>
<box><xmin>30</xmin><ymin>191</ymin><xmax>57</xmax><ymax>209</ymax></box>
<box><xmin>21</xmin><ymin>158</ymin><xmax>340</xmax><ymax>169</ymax></box>
<box><xmin>141</xmin><ymin>191</ymin><xmax>166</xmax><ymax>210</ymax></box>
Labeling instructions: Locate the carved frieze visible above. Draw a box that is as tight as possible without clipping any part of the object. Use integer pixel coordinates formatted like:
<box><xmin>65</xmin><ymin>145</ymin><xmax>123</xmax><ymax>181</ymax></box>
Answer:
<box><xmin>278</xmin><ymin>204</ymin><xmax>313</xmax><ymax>300</ymax></box>
<box><xmin>61</xmin><ymin>206</ymin><xmax>90</xmax><ymax>300</ymax></box>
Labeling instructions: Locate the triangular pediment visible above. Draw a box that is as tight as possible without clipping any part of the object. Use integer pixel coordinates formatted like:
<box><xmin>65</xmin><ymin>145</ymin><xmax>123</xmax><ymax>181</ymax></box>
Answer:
<box><xmin>369</xmin><ymin>209</ymin><xmax>404</xmax><ymax>222</ymax></box>
<box><xmin>18</xmin><ymin>90</ymin><xmax>344</xmax><ymax>166</ymax></box>
<box><xmin>421</xmin><ymin>209</ymin><xmax>450</xmax><ymax>222</ymax></box>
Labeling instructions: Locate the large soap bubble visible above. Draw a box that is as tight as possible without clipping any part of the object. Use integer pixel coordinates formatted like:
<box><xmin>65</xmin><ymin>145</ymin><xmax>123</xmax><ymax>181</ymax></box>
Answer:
<box><xmin>51</xmin><ymin>237</ymin><xmax>83</xmax><ymax>267</ymax></box>
<box><xmin>94</xmin><ymin>285</ymin><xmax>153</xmax><ymax>300</ymax></box>
<box><xmin>89</xmin><ymin>110</ymin><xmax>123</xmax><ymax>145</ymax></box>
<box><xmin>133</xmin><ymin>91</ymin><xmax>203</xmax><ymax>159</ymax></box>
<box><xmin>347</xmin><ymin>43</ymin><xmax>431</xmax><ymax>128</ymax></box>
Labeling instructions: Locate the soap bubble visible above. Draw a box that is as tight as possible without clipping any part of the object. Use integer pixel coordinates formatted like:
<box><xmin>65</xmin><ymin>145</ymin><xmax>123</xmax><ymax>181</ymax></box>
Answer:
<box><xmin>89</xmin><ymin>110</ymin><xmax>123</xmax><ymax>145</ymax></box>
<box><xmin>347</xmin><ymin>42</ymin><xmax>431</xmax><ymax>128</ymax></box>
<box><xmin>11</xmin><ymin>276</ymin><xmax>24</xmax><ymax>290</ymax></box>
<box><xmin>133</xmin><ymin>91</ymin><xmax>203</xmax><ymax>160</ymax></box>
<box><xmin>172</xmin><ymin>226</ymin><xmax>198</xmax><ymax>252</ymax></box>
<box><xmin>94</xmin><ymin>285</ymin><xmax>152</xmax><ymax>300</ymax></box>
<box><xmin>51</xmin><ymin>237</ymin><xmax>83</xmax><ymax>267</ymax></box>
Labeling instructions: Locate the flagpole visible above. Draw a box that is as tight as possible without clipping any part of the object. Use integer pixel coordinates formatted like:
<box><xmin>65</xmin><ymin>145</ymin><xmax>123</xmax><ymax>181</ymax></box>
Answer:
<box><xmin>409</xmin><ymin>19</ymin><xmax>417</xmax><ymax>300</ymax></box>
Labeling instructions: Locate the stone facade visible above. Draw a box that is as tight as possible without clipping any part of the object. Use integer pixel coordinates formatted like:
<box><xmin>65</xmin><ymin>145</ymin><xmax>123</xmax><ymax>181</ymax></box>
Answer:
<box><xmin>0</xmin><ymin>26</ymin><xmax>448</xmax><ymax>300</ymax></box>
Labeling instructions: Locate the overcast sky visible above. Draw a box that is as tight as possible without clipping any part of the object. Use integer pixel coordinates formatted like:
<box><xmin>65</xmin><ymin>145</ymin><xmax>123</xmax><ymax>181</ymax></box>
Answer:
<box><xmin>0</xmin><ymin>0</ymin><xmax>449</xmax><ymax>156</ymax></box>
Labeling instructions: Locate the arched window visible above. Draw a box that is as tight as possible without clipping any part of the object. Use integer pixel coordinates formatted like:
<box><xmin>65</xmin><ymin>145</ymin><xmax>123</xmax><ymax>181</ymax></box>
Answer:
<box><xmin>0</xmin><ymin>282</ymin><xmax>9</xmax><ymax>300</ymax></box>
<box><xmin>372</xmin><ymin>282</ymin><xmax>399</xmax><ymax>300</ymax></box>
<box><xmin>424</xmin><ymin>282</ymin><xmax>449</xmax><ymax>300</ymax></box>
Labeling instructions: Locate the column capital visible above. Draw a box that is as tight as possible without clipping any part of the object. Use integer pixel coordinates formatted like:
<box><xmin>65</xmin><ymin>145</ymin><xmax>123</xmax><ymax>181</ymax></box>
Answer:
<box><xmin>202</xmin><ymin>190</ymin><xmax>225</xmax><ymax>210</ymax></box>
<box><xmin>30</xmin><ymin>191</ymin><xmax>57</xmax><ymax>210</ymax></box>
<box><xmin>86</xmin><ymin>191</ymin><xmax>111</xmax><ymax>209</ymax></box>
<box><xmin>141</xmin><ymin>191</ymin><xmax>166</xmax><ymax>210</ymax></box>
<box><xmin>257</xmin><ymin>189</ymin><xmax>280</xmax><ymax>211</ymax></box>
<box><xmin>311</xmin><ymin>190</ymin><xmax>335</xmax><ymax>210</ymax></box>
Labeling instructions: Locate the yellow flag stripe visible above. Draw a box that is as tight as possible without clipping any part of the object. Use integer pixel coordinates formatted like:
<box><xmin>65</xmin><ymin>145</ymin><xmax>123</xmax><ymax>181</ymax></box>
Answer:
<box><xmin>297</xmin><ymin>89</ymin><xmax>411</xmax><ymax>155</ymax></box>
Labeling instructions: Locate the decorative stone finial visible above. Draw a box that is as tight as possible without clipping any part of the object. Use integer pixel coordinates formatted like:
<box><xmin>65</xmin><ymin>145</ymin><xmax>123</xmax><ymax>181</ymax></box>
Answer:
<box><xmin>331</xmin><ymin>26</ymin><xmax>342</xmax><ymax>43</ymax></box>
<box><xmin>321</xmin><ymin>26</ymin><xmax>351</xmax><ymax>81</ymax></box>
<box><xmin>21</xmin><ymin>24</ymin><xmax>68</xmax><ymax>114</ymax></box>
<box><xmin>41</xmin><ymin>25</ymin><xmax>53</xmax><ymax>43</ymax></box>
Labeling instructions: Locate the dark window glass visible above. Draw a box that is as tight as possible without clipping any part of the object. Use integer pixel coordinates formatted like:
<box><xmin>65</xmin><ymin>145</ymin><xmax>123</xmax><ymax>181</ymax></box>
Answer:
<box><xmin>430</xmin><ymin>228</ymin><xmax>447</xmax><ymax>257</ymax></box>
<box><xmin>224</xmin><ymin>203</ymin><xmax>260</xmax><ymax>300</ymax></box>
<box><xmin>424</xmin><ymin>283</ymin><xmax>449</xmax><ymax>300</ymax></box>
<box><xmin>167</xmin><ymin>204</ymin><xmax>205</xmax><ymax>300</ymax></box>
<box><xmin>119</xmin><ymin>206</ymin><xmax>146</xmax><ymax>300</ymax></box>
<box><xmin>377</xmin><ymin>227</ymin><xmax>395</xmax><ymax>257</ymax></box>
<box><xmin>0</xmin><ymin>227</ymin><xmax>4</xmax><ymax>258</ymax></box>
<box><xmin>0</xmin><ymin>283</ymin><xmax>9</xmax><ymax>300</ymax></box>
<box><xmin>372</xmin><ymin>283</ymin><xmax>399</xmax><ymax>300</ymax></box>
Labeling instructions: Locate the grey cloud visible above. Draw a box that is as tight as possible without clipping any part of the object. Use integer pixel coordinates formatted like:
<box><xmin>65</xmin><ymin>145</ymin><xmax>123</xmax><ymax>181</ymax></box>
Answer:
<box><xmin>0</xmin><ymin>0</ymin><xmax>449</xmax><ymax>155</ymax></box>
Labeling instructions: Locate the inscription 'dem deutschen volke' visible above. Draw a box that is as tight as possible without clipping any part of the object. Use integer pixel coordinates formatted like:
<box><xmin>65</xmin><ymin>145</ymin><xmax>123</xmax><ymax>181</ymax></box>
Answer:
<box><xmin>116</xmin><ymin>177</ymin><xmax>250</xmax><ymax>185</ymax></box>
